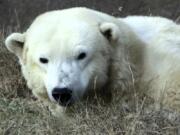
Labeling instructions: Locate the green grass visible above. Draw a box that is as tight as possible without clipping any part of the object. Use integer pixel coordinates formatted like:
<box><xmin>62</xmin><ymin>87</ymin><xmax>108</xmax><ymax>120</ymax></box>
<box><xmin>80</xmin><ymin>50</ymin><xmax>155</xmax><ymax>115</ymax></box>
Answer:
<box><xmin>0</xmin><ymin>33</ymin><xmax>180</xmax><ymax>135</ymax></box>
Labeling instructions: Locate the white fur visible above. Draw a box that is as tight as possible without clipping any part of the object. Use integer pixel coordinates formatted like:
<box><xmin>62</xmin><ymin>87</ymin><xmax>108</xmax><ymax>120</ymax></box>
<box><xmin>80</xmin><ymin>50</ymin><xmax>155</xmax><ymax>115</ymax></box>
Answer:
<box><xmin>122</xmin><ymin>16</ymin><xmax>180</xmax><ymax>105</ymax></box>
<box><xmin>5</xmin><ymin>8</ymin><xmax>180</xmax><ymax>114</ymax></box>
<box><xmin>121</xmin><ymin>16</ymin><xmax>175</xmax><ymax>43</ymax></box>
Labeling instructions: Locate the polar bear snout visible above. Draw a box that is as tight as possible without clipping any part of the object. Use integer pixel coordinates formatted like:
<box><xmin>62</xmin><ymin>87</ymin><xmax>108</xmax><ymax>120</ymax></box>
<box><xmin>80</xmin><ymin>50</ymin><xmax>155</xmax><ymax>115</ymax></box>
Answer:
<box><xmin>52</xmin><ymin>88</ymin><xmax>73</xmax><ymax>106</ymax></box>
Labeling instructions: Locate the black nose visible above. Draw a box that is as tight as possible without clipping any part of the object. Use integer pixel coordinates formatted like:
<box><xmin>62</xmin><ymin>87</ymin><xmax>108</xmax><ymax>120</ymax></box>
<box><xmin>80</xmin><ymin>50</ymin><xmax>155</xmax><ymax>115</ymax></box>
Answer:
<box><xmin>52</xmin><ymin>88</ymin><xmax>72</xmax><ymax>106</ymax></box>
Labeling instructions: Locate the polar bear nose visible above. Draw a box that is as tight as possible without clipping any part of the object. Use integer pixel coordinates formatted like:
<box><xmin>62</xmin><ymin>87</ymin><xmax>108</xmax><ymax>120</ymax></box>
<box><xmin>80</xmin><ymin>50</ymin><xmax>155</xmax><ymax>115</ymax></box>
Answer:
<box><xmin>52</xmin><ymin>88</ymin><xmax>72</xmax><ymax>106</ymax></box>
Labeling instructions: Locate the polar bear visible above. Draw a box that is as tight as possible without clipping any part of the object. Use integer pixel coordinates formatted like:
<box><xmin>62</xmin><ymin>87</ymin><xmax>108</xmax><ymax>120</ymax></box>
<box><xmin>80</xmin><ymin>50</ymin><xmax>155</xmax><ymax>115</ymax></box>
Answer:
<box><xmin>122</xmin><ymin>16</ymin><xmax>180</xmax><ymax>109</ymax></box>
<box><xmin>5</xmin><ymin>7</ymin><xmax>180</xmax><ymax>114</ymax></box>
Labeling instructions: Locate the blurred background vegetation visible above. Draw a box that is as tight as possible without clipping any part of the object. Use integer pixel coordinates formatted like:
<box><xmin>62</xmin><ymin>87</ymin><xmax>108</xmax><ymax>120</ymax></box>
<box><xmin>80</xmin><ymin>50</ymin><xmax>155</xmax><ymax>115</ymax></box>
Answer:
<box><xmin>0</xmin><ymin>0</ymin><xmax>180</xmax><ymax>31</ymax></box>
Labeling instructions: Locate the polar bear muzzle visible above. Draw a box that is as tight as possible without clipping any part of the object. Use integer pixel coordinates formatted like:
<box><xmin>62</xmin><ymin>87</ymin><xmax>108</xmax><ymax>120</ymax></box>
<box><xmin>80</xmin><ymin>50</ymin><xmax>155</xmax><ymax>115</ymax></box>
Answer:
<box><xmin>52</xmin><ymin>87</ymin><xmax>73</xmax><ymax>106</ymax></box>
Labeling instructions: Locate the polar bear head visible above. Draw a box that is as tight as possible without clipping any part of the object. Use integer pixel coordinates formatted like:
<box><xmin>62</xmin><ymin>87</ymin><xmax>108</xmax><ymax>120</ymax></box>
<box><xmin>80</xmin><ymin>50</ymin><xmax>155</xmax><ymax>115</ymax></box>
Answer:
<box><xmin>5</xmin><ymin>8</ymin><xmax>123</xmax><ymax>107</ymax></box>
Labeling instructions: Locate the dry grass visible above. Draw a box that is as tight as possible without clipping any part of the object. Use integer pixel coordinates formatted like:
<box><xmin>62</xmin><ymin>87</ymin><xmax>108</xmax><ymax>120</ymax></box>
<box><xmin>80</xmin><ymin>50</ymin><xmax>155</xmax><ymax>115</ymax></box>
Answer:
<box><xmin>1</xmin><ymin>32</ymin><xmax>180</xmax><ymax>135</ymax></box>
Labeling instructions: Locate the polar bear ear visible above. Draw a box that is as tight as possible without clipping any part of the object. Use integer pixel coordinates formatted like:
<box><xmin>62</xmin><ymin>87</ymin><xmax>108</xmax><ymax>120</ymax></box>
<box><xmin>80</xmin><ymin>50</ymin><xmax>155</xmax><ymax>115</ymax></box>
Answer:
<box><xmin>5</xmin><ymin>33</ymin><xmax>25</xmax><ymax>58</ymax></box>
<box><xmin>99</xmin><ymin>22</ymin><xmax>119</xmax><ymax>42</ymax></box>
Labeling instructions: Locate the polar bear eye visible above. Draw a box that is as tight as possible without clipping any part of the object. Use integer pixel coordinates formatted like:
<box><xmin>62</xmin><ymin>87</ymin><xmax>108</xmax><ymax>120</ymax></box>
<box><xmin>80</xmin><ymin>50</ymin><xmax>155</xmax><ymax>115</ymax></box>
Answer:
<box><xmin>39</xmin><ymin>57</ymin><xmax>49</xmax><ymax>64</ymax></box>
<box><xmin>77</xmin><ymin>52</ymin><xmax>86</xmax><ymax>60</ymax></box>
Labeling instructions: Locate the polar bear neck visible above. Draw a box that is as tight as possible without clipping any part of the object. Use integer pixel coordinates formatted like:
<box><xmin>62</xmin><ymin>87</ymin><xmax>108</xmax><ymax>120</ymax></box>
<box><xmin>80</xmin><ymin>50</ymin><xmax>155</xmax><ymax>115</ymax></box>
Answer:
<box><xmin>107</xmin><ymin>29</ymin><xmax>146</xmax><ymax>95</ymax></box>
